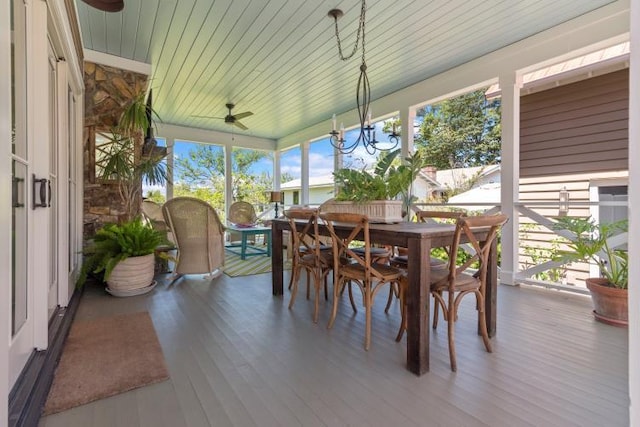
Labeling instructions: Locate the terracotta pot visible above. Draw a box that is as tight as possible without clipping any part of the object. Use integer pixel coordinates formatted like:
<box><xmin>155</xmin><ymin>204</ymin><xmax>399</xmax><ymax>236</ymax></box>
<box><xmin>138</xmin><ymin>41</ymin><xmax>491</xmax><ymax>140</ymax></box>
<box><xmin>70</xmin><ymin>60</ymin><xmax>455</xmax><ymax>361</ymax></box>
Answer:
<box><xmin>585</xmin><ymin>277</ymin><xmax>628</xmax><ymax>327</ymax></box>
<box><xmin>107</xmin><ymin>253</ymin><xmax>155</xmax><ymax>292</ymax></box>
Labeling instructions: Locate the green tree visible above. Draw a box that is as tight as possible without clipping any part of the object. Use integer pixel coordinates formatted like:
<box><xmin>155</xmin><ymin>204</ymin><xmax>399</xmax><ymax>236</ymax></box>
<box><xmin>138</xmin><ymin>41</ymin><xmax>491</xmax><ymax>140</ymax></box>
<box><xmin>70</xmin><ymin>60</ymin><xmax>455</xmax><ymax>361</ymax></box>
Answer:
<box><xmin>414</xmin><ymin>90</ymin><xmax>501</xmax><ymax>169</ymax></box>
<box><xmin>144</xmin><ymin>189</ymin><xmax>166</xmax><ymax>204</ymax></box>
<box><xmin>175</xmin><ymin>145</ymin><xmax>273</xmax><ymax>214</ymax></box>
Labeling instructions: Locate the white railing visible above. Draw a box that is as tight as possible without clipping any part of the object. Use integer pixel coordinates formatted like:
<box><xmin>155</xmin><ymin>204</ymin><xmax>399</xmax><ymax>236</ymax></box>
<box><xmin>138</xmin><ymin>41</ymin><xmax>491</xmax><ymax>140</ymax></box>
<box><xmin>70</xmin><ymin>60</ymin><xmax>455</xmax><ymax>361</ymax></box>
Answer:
<box><xmin>414</xmin><ymin>200</ymin><xmax>628</xmax><ymax>295</ymax></box>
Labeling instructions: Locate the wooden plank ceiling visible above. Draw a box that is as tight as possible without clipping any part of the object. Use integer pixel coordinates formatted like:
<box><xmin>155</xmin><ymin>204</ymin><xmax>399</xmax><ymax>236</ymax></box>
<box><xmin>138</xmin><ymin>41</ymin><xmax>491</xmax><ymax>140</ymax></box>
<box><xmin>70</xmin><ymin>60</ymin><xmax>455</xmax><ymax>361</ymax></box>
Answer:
<box><xmin>76</xmin><ymin>0</ymin><xmax>615</xmax><ymax>141</ymax></box>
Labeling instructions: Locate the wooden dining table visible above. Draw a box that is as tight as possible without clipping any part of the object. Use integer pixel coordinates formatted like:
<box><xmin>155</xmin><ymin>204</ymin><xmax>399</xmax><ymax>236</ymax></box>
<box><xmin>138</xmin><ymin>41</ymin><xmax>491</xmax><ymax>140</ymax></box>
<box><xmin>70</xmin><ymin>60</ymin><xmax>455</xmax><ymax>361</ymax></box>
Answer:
<box><xmin>270</xmin><ymin>218</ymin><xmax>498</xmax><ymax>376</ymax></box>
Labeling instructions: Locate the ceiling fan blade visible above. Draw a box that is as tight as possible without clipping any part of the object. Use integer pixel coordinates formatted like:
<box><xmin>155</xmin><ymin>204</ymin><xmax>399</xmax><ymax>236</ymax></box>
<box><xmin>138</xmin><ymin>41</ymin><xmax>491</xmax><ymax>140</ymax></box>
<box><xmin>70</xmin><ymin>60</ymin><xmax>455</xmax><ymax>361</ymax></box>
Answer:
<box><xmin>233</xmin><ymin>111</ymin><xmax>253</xmax><ymax>120</ymax></box>
<box><xmin>233</xmin><ymin>121</ymin><xmax>249</xmax><ymax>131</ymax></box>
<box><xmin>191</xmin><ymin>115</ymin><xmax>225</xmax><ymax>120</ymax></box>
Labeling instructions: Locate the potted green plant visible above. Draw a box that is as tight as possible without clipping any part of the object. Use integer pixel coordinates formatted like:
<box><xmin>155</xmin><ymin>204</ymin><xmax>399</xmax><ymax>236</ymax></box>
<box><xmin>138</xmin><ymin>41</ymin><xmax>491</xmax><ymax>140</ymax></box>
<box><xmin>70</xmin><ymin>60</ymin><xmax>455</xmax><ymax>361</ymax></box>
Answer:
<box><xmin>331</xmin><ymin>149</ymin><xmax>427</xmax><ymax>222</ymax></box>
<box><xmin>77</xmin><ymin>218</ymin><xmax>168</xmax><ymax>295</ymax></box>
<box><xmin>554</xmin><ymin>216</ymin><xmax>628</xmax><ymax>326</ymax></box>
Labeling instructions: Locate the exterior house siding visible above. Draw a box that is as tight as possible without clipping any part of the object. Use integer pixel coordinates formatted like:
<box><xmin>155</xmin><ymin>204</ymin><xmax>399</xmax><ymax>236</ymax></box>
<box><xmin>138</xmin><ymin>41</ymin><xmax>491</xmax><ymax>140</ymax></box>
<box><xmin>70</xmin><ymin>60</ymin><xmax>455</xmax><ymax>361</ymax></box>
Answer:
<box><xmin>520</xmin><ymin>69</ymin><xmax>628</xmax><ymax>177</ymax></box>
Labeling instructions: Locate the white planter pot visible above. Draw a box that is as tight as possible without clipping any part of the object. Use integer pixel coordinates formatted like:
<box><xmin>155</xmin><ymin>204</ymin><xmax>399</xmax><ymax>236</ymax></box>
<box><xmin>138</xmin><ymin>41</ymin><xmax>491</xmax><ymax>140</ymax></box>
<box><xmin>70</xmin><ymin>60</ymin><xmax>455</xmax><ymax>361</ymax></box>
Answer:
<box><xmin>322</xmin><ymin>200</ymin><xmax>403</xmax><ymax>223</ymax></box>
<box><xmin>107</xmin><ymin>253</ymin><xmax>155</xmax><ymax>292</ymax></box>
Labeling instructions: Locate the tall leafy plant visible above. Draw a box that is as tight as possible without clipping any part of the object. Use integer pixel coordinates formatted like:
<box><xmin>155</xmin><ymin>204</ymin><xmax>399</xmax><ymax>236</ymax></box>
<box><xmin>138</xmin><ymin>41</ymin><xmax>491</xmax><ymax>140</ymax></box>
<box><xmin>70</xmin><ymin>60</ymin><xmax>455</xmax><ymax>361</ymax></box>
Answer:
<box><xmin>98</xmin><ymin>91</ymin><xmax>168</xmax><ymax>221</ymax></box>
<box><xmin>553</xmin><ymin>216</ymin><xmax>628</xmax><ymax>289</ymax></box>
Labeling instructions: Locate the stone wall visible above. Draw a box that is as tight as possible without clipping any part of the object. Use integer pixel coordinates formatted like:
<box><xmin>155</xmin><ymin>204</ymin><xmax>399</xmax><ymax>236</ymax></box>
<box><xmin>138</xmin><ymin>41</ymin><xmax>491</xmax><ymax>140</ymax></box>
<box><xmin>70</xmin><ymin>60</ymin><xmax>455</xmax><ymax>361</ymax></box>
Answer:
<box><xmin>83</xmin><ymin>62</ymin><xmax>148</xmax><ymax>238</ymax></box>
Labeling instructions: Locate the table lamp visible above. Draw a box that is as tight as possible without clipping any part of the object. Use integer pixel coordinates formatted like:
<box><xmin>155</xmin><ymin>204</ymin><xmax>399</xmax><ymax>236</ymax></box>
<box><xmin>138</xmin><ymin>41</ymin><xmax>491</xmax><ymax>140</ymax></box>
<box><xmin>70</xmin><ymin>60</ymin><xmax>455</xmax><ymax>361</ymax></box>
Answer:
<box><xmin>270</xmin><ymin>191</ymin><xmax>282</xmax><ymax>218</ymax></box>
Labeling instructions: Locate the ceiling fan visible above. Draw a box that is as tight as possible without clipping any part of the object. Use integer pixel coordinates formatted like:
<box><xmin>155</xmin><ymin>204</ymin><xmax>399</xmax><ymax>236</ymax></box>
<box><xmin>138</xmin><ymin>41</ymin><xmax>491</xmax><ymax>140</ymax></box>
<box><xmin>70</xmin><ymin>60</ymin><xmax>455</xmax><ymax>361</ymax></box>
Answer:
<box><xmin>192</xmin><ymin>103</ymin><xmax>254</xmax><ymax>130</ymax></box>
<box><xmin>81</xmin><ymin>0</ymin><xmax>124</xmax><ymax>12</ymax></box>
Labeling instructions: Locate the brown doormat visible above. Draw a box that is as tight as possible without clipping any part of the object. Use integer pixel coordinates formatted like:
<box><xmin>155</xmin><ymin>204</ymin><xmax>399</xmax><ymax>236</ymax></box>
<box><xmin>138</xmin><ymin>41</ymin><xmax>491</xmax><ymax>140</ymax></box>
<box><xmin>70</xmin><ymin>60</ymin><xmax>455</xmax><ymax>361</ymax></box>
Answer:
<box><xmin>43</xmin><ymin>311</ymin><xmax>169</xmax><ymax>415</ymax></box>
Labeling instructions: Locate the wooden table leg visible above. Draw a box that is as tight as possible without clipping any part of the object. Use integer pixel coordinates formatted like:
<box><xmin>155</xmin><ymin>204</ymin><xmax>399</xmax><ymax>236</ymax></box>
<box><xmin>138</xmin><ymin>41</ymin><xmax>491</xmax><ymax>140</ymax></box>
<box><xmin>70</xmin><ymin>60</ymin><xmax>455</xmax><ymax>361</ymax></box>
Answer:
<box><xmin>272</xmin><ymin>223</ymin><xmax>283</xmax><ymax>296</ymax></box>
<box><xmin>406</xmin><ymin>237</ymin><xmax>430</xmax><ymax>375</ymax></box>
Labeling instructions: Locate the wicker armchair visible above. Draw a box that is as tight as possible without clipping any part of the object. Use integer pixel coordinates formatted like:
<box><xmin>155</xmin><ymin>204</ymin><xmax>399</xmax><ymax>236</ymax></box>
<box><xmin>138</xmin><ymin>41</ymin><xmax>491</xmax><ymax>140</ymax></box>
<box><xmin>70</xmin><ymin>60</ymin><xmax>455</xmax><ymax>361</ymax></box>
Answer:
<box><xmin>162</xmin><ymin>197</ymin><xmax>225</xmax><ymax>281</ymax></box>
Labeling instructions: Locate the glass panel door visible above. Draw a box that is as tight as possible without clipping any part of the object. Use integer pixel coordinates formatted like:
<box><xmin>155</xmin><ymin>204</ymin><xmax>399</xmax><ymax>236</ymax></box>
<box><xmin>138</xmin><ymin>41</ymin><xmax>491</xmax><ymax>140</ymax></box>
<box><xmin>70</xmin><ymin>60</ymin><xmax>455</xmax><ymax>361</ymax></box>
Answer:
<box><xmin>9</xmin><ymin>0</ymin><xmax>33</xmax><ymax>388</ymax></box>
<box><xmin>47</xmin><ymin>42</ymin><xmax>58</xmax><ymax>317</ymax></box>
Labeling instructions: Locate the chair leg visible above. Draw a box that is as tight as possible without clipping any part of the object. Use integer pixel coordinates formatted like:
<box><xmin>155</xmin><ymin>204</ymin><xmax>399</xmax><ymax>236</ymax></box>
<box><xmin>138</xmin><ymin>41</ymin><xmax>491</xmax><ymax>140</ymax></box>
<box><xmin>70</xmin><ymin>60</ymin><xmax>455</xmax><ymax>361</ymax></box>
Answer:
<box><xmin>364</xmin><ymin>283</ymin><xmax>372</xmax><ymax>350</ymax></box>
<box><xmin>347</xmin><ymin>282</ymin><xmax>357</xmax><ymax>313</ymax></box>
<box><xmin>447</xmin><ymin>304</ymin><xmax>457</xmax><ymax>372</ymax></box>
<box><xmin>306</xmin><ymin>270</ymin><xmax>311</xmax><ymax>300</ymax></box>
<box><xmin>395</xmin><ymin>280</ymin><xmax>407</xmax><ymax>342</ymax></box>
<box><xmin>288</xmin><ymin>267</ymin><xmax>301</xmax><ymax>310</ymax></box>
<box><xmin>433</xmin><ymin>291</ymin><xmax>441</xmax><ymax>330</ymax></box>
<box><xmin>313</xmin><ymin>270</ymin><xmax>321</xmax><ymax>323</ymax></box>
<box><xmin>476</xmin><ymin>291</ymin><xmax>493</xmax><ymax>353</ymax></box>
<box><xmin>384</xmin><ymin>283</ymin><xmax>395</xmax><ymax>314</ymax></box>
<box><xmin>327</xmin><ymin>279</ymin><xmax>343</xmax><ymax>329</ymax></box>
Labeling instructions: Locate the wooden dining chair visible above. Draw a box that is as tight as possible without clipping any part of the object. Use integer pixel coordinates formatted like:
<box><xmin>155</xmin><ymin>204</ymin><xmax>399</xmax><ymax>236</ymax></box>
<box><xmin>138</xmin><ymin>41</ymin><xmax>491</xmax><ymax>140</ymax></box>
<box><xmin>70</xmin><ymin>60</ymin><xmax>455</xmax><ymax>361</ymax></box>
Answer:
<box><xmin>285</xmin><ymin>208</ymin><xmax>334</xmax><ymax>323</ymax></box>
<box><xmin>386</xmin><ymin>210</ymin><xmax>464</xmax><ymax>313</ymax></box>
<box><xmin>320</xmin><ymin>212</ymin><xmax>406</xmax><ymax>350</ymax></box>
<box><xmin>396</xmin><ymin>213</ymin><xmax>508</xmax><ymax>371</ymax></box>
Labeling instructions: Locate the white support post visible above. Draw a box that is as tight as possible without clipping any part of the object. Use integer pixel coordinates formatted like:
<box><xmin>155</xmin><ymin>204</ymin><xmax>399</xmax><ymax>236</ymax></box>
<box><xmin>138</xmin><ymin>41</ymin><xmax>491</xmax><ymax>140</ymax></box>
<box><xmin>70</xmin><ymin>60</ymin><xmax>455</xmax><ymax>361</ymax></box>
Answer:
<box><xmin>400</xmin><ymin>107</ymin><xmax>416</xmax><ymax>157</ymax></box>
<box><xmin>628</xmin><ymin>0</ymin><xmax>639</xmax><ymax>423</ymax></box>
<box><xmin>166</xmin><ymin>138</ymin><xmax>174</xmax><ymax>200</ymax></box>
<box><xmin>498</xmin><ymin>72</ymin><xmax>522</xmax><ymax>286</ymax></box>
<box><xmin>301</xmin><ymin>141</ymin><xmax>309</xmax><ymax>206</ymax></box>
<box><xmin>333</xmin><ymin>147</ymin><xmax>343</xmax><ymax>196</ymax></box>
<box><xmin>31</xmin><ymin>0</ymin><xmax>50</xmax><ymax>351</ymax></box>
<box><xmin>225</xmin><ymin>145</ymin><xmax>233</xmax><ymax>219</ymax></box>
<box><xmin>274</xmin><ymin>149</ymin><xmax>281</xmax><ymax>191</ymax></box>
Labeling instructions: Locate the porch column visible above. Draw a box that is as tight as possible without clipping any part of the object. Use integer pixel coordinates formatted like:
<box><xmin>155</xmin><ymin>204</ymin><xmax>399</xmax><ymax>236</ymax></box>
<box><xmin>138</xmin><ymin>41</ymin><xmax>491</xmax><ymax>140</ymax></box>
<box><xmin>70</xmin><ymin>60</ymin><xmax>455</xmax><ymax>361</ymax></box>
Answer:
<box><xmin>628</xmin><ymin>0</ymin><xmax>639</xmax><ymax>422</ymax></box>
<box><xmin>273</xmin><ymin>149</ymin><xmax>281</xmax><ymax>191</ymax></box>
<box><xmin>400</xmin><ymin>106</ymin><xmax>416</xmax><ymax>157</ymax></box>
<box><xmin>225</xmin><ymin>145</ymin><xmax>233</xmax><ymax>219</ymax></box>
<box><xmin>301</xmin><ymin>141</ymin><xmax>309</xmax><ymax>206</ymax></box>
<box><xmin>333</xmin><ymin>147</ymin><xmax>343</xmax><ymax>196</ymax></box>
<box><xmin>498</xmin><ymin>72</ymin><xmax>522</xmax><ymax>286</ymax></box>
<box><xmin>166</xmin><ymin>138</ymin><xmax>174</xmax><ymax>200</ymax></box>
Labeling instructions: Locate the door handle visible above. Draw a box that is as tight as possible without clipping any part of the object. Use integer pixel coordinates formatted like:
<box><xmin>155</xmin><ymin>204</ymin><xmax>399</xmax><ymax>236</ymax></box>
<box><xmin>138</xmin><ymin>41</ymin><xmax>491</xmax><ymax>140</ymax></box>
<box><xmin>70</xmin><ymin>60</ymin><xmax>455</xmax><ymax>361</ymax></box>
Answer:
<box><xmin>32</xmin><ymin>174</ymin><xmax>49</xmax><ymax>209</ymax></box>
<box><xmin>12</xmin><ymin>176</ymin><xmax>25</xmax><ymax>208</ymax></box>
<box><xmin>48</xmin><ymin>180</ymin><xmax>52</xmax><ymax>207</ymax></box>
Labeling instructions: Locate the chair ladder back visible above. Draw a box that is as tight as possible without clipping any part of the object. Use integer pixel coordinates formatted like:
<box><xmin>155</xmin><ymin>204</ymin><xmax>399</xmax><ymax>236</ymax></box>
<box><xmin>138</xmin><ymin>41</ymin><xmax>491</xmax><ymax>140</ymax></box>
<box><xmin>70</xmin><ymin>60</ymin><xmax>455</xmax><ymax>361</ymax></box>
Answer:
<box><xmin>320</xmin><ymin>212</ymin><xmax>388</xmax><ymax>282</ymax></box>
<box><xmin>458</xmin><ymin>214</ymin><xmax>509</xmax><ymax>285</ymax></box>
<box><xmin>285</xmin><ymin>209</ymin><xmax>325</xmax><ymax>267</ymax></box>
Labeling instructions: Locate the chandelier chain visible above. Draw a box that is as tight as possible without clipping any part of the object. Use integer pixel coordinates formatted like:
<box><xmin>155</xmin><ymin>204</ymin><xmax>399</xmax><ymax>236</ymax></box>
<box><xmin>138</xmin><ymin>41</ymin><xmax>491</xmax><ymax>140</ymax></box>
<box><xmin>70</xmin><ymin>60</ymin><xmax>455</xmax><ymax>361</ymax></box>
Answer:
<box><xmin>333</xmin><ymin>0</ymin><xmax>367</xmax><ymax>62</ymax></box>
<box><xmin>328</xmin><ymin>0</ymin><xmax>399</xmax><ymax>155</ymax></box>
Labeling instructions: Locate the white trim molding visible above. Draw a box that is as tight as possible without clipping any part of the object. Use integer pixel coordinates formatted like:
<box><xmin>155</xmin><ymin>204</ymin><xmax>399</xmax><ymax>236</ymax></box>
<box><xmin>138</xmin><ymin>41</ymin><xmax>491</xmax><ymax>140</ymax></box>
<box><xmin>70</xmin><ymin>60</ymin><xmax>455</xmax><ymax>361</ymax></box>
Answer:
<box><xmin>84</xmin><ymin>48</ymin><xmax>152</xmax><ymax>75</ymax></box>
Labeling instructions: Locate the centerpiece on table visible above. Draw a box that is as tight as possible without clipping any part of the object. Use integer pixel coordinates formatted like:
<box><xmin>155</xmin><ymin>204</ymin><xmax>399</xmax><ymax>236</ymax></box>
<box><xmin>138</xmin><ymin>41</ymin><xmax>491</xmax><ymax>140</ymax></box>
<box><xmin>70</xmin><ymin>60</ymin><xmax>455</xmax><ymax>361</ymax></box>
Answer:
<box><xmin>328</xmin><ymin>149</ymin><xmax>426</xmax><ymax>223</ymax></box>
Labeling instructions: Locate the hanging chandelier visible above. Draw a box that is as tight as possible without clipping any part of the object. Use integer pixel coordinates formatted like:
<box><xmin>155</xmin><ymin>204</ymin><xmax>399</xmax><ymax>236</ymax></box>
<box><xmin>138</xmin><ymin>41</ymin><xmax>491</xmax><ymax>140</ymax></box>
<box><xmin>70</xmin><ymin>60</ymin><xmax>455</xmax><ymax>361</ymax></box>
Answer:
<box><xmin>328</xmin><ymin>1</ymin><xmax>399</xmax><ymax>155</ymax></box>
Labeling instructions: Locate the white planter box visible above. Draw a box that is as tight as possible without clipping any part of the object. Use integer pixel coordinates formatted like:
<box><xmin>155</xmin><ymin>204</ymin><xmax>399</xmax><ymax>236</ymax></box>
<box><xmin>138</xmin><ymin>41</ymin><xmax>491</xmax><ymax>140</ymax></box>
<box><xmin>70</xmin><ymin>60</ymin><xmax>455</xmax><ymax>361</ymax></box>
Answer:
<box><xmin>321</xmin><ymin>200</ymin><xmax>403</xmax><ymax>223</ymax></box>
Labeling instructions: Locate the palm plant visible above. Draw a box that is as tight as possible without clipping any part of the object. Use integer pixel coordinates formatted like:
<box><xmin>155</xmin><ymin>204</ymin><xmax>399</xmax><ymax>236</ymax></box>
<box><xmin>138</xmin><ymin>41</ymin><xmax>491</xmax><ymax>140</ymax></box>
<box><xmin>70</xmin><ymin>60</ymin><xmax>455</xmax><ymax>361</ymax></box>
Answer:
<box><xmin>554</xmin><ymin>216</ymin><xmax>628</xmax><ymax>289</ymax></box>
<box><xmin>97</xmin><ymin>91</ymin><xmax>168</xmax><ymax>221</ymax></box>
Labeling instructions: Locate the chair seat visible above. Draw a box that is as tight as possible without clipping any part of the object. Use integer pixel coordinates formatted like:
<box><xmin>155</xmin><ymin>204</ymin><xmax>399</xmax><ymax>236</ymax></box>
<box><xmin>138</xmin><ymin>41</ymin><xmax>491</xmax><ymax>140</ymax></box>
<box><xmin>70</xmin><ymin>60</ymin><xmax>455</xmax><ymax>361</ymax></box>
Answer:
<box><xmin>429</xmin><ymin>270</ymin><xmax>480</xmax><ymax>292</ymax></box>
<box><xmin>299</xmin><ymin>251</ymin><xmax>333</xmax><ymax>267</ymax></box>
<box><xmin>340</xmin><ymin>263</ymin><xmax>404</xmax><ymax>281</ymax></box>
<box><xmin>389</xmin><ymin>255</ymin><xmax>447</xmax><ymax>270</ymax></box>
<box><xmin>300</xmin><ymin>244</ymin><xmax>332</xmax><ymax>253</ymax></box>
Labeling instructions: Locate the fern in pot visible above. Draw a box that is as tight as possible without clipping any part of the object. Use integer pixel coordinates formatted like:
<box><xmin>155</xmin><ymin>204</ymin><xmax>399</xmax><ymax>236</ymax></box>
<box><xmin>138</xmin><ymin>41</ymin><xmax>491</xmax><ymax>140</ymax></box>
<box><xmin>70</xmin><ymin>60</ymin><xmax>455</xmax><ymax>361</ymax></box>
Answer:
<box><xmin>554</xmin><ymin>216</ymin><xmax>628</xmax><ymax>326</ymax></box>
<box><xmin>78</xmin><ymin>218</ymin><xmax>168</xmax><ymax>295</ymax></box>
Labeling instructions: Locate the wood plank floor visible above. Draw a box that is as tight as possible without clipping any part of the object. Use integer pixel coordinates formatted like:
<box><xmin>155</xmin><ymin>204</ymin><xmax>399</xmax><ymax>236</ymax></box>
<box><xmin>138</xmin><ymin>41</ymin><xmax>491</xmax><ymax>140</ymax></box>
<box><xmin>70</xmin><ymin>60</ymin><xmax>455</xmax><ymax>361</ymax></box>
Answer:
<box><xmin>39</xmin><ymin>272</ymin><xmax>629</xmax><ymax>427</ymax></box>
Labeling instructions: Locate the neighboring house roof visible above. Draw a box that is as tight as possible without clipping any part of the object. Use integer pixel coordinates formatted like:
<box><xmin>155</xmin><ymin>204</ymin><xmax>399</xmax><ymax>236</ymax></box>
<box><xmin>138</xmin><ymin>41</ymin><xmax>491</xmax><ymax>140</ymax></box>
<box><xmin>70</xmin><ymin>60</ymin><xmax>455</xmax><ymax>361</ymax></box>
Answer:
<box><xmin>435</xmin><ymin>165</ymin><xmax>500</xmax><ymax>189</ymax></box>
<box><xmin>280</xmin><ymin>174</ymin><xmax>334</xmax><ymax>190</ymax></box>
<box><xmin>486</xmin><ymin>41</ymin><xmax>629</xmax><ymax>97</ymax></box>
<box><xmin>448</xmin><ymin>182</ymin><xmax>501</xmax><ymax>210</ymax></box>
